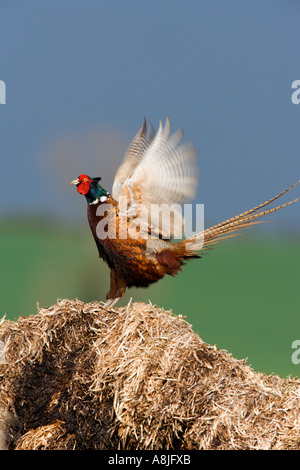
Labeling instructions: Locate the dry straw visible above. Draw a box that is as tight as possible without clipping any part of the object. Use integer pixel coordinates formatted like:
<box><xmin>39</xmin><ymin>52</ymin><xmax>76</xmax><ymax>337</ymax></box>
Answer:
<box><xmin>0</xmin><ymin>299</ymin><xmax>300</xmax><ymax>450</ymax></box>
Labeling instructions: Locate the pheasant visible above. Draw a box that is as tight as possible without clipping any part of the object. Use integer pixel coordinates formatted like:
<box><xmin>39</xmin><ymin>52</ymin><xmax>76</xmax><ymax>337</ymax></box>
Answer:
<box><xmin>71</xmin><ymin>117</ymin><xmax>299</xmax><ymax>307</ymax></box>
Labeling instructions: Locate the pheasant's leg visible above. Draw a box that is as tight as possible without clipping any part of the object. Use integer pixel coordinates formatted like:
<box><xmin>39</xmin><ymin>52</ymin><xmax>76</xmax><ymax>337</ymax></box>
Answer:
<box><xmin>105</xmin><ymin>269</ymin><xmax>126</xmax><ymax>307</ymax></box>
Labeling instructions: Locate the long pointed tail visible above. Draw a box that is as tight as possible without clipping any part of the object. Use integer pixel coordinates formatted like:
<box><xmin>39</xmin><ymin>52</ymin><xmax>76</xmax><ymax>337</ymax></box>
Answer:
<box><xmin>182</xmin><ymin>180</ymin><xmax>300</xmax><ymax>255</ymax></box>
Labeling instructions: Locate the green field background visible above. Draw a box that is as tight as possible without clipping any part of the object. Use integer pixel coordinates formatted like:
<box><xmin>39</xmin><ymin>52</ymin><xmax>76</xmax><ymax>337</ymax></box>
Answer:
<box><xmin>1</xmin><ymin>219</ymin><xmax>299</xmax><ymax>379</ymax></box>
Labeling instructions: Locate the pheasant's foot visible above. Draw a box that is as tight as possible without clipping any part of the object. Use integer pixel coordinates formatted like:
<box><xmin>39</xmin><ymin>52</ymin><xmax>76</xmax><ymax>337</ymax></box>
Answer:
<box><xmin>105</xmin><ymin>297</ymin><xmax>121</xmax><ymax>309</ymax></box>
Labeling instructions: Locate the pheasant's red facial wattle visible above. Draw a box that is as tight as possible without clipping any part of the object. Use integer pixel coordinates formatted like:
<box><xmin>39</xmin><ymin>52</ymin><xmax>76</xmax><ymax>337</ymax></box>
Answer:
<box><xmin>77</xmin><ymin>174</ymin><xmax>92</xmax><ymax>195</ymax></box>
<box><xmin>77</xmin><ymin>182</ymin><xmax>91</xmax><ymax>195</ymax></box>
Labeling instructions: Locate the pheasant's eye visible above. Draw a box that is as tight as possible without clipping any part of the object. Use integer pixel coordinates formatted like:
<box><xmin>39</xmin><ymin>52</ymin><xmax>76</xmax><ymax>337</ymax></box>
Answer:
<box><xmin>83</xmin><ymin>178</ymin><xmax>88</xmax><ymax>182</ymax></box>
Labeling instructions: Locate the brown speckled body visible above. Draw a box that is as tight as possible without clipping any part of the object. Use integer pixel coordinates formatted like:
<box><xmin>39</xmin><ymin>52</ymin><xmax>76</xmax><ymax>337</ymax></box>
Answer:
<box><xmin>87</xmin><ymin>196</ymin><xmax>192</xmax><ymax>301</ymax></box>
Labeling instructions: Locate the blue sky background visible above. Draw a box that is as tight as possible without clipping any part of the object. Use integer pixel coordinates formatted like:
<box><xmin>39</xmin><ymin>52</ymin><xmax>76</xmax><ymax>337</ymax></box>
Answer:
<box><xmin>0</xmin><ymin>0</ymin><xmax>299</xmax><ymax>231</ymax></box>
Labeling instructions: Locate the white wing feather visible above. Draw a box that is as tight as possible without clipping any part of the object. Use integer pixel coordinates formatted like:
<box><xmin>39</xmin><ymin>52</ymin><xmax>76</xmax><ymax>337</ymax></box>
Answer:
<box><xmin>112</xmin><ymin>117</ymin><xmax>199</xmax><ymax>239</ymax></box>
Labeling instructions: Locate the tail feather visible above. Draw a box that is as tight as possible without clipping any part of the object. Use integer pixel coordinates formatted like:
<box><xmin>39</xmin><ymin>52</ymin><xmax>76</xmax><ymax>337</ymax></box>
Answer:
<box><xmin>183</xmin><ymin>181</ymin><xmax>300</xmax><ymax>255</ymax></box>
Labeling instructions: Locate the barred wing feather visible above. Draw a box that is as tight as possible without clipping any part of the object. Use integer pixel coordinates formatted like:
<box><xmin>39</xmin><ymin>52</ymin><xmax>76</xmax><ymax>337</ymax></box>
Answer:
<box><xmin>112</xmin><ymin>117</ymin><xmax>199</xmax><ymax>239</ymax></box>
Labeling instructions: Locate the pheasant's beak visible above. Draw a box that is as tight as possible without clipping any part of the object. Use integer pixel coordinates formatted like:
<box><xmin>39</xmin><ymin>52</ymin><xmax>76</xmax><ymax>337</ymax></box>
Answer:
<box><xmin>70</xmin><ymin>178</ymin><xmax>79</xmax><ymax>186</ymax></box>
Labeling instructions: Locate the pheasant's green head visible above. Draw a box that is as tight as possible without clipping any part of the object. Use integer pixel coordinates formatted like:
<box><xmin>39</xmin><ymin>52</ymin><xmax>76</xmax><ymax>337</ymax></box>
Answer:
<box><xmin>70</xmin><ymin>174</ymin><xmax>109</xmax><ymax>204</ymax></box>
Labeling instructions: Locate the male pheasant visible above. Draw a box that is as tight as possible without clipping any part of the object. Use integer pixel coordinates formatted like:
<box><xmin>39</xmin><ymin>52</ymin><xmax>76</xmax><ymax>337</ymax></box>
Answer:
<box><xmin>71</xmin><ymin>117</ymin><xmax>299</xmax><ymax>307</ymax></box>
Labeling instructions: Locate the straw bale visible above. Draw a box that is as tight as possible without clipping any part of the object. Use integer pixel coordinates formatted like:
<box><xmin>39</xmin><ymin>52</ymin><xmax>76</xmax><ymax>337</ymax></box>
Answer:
<box><xmin>0</xmin><ymin>299</ymin><xmax>300</xmax><ymax>450</ymax></box>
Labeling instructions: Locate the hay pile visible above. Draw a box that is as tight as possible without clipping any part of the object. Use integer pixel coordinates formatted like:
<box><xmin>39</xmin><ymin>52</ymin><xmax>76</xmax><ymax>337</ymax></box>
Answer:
<box><xmin>0</xmin><ymin>299</ymin><xmax>300</xmax><ymax>450</ymax></box>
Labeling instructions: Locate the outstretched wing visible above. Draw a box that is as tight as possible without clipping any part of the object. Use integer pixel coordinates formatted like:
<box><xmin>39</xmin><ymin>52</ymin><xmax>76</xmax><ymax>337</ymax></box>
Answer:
<box><xmin>112</xmin><ymin>117</ymin><xmax>155</xmax><ymax>200</ymax></box>
<box><xmin>112</xmin><ymin>117</ymin><xmax>198</xmax><ymax>239</ymax></box>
